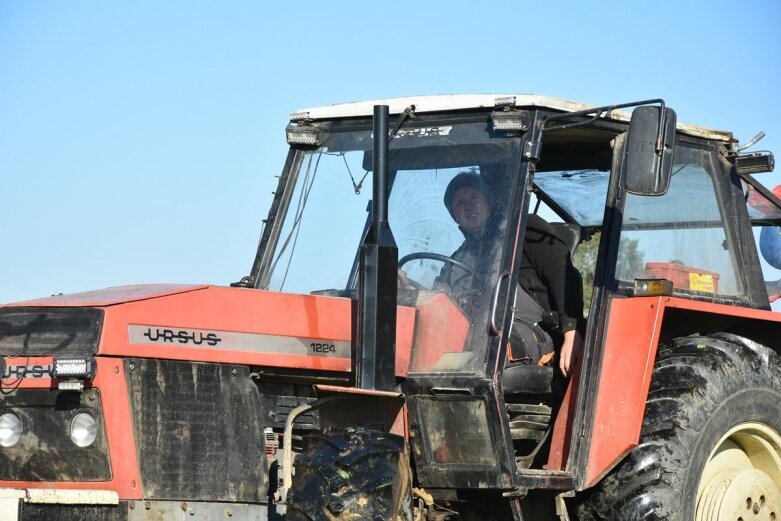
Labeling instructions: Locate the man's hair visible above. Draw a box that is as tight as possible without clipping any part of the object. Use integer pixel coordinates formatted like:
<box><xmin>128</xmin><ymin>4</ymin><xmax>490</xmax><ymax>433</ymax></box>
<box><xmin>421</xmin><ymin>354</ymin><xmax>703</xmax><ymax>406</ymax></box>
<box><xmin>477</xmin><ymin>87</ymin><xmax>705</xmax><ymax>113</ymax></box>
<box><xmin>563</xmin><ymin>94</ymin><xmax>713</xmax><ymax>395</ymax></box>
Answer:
<box><xmin>443</xmin><ymin>172</ymin><xmax>493</xmax><ymax>219</ymax></box>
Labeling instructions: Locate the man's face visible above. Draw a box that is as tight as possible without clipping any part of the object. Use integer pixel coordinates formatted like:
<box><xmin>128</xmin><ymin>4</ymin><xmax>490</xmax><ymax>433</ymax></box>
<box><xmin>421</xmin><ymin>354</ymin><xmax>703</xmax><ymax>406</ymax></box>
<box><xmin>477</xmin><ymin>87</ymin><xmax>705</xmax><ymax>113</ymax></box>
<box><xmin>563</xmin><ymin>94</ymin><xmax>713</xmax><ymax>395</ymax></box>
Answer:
<box><xmin>451</xmin><ymin>186</ymin><xmax>491</xmax><ymax>236</ymax></box>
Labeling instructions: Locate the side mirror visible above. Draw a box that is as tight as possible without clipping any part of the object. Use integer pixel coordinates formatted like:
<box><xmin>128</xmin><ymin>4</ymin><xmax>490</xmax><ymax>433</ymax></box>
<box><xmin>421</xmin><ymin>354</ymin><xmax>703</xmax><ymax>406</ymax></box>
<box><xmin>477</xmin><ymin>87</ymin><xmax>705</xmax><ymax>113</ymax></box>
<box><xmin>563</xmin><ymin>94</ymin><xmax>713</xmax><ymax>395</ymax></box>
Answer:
<box><xmin>624</xmin><ymin>106</ymin><xmax>677</xmax><ymax>196</ymax></box>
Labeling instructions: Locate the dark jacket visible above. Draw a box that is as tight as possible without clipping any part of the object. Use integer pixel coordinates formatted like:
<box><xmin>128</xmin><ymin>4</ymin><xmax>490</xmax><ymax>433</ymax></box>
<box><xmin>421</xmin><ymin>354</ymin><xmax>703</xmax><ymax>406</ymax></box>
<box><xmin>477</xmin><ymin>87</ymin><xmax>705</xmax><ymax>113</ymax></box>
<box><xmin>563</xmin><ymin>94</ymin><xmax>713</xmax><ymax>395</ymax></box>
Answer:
<box><xmin>519</xmin><ymin>214</ymin><xmax>584</xmax><ymax>334</ymax></box>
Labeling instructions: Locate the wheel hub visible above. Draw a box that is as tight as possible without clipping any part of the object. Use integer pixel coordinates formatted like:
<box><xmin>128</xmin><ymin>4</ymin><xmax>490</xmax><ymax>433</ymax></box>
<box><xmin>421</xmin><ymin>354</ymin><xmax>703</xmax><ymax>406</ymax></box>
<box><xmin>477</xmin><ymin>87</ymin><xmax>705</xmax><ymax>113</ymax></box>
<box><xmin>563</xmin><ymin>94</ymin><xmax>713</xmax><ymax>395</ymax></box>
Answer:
<box><xmin>698</xmin><ymin>469</ymin><xmax>780</xmax><ymax>520</ymax></box>
<box><xmin>697</xmin><ymin>423</ymin><xmax>781</xmax><ymax>521</ymax></box>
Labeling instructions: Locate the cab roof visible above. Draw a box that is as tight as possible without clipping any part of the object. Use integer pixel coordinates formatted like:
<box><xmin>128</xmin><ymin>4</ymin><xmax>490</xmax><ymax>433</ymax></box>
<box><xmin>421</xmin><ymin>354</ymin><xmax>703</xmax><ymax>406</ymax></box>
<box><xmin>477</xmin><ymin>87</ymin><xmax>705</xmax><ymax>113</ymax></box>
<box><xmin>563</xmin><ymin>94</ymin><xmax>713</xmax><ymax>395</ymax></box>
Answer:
<box><xmin>290</xmin><ymin>94</ymin><xmax>735</xmax><ymax>143</ymax></box>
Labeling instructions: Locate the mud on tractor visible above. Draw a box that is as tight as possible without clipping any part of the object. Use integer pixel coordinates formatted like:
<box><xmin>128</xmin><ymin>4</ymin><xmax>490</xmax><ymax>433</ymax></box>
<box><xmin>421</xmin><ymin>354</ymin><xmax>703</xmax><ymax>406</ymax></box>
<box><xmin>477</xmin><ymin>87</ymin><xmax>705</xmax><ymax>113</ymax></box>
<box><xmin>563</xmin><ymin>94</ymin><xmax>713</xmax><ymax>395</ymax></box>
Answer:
<box><xmin>1</xmin><ymin>95</ymin><xmax>780</xmax><ymax>521</ymax></box>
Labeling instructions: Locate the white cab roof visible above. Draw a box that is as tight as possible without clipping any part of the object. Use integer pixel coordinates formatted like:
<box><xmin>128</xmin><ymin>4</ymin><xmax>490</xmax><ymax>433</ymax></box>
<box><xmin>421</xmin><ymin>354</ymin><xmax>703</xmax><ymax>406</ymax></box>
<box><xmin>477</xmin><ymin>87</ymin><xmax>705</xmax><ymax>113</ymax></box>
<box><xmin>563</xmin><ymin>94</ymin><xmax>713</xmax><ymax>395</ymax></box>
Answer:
<box><xmin>291</xmin><ymin>94</ymin><xmax>734</xmax><ymax>142</ymax></box>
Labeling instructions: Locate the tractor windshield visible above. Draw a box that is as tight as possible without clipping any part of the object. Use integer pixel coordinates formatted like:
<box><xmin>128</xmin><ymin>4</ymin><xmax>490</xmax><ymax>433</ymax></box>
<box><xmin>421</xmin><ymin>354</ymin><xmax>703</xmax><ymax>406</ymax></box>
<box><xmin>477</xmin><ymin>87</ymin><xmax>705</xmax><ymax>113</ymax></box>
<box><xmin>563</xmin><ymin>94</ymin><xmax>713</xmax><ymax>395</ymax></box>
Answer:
<box><xmin>264</xmin><ymin>115</ymin><xmax>524</xmax><ymax>374</ymax></box>
<box><xmin>615</xmin><ymin>144</ymin><xmax>744</xmax><ymax>296</ymax></box>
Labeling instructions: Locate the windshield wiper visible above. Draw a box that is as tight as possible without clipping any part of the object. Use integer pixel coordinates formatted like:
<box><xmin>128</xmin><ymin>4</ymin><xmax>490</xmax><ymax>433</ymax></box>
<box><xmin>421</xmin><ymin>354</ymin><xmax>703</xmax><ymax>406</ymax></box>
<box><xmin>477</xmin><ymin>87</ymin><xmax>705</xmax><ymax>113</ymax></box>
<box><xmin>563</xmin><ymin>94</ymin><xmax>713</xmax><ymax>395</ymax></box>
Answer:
<box><xmin>389</xmin><ymin>105</ymin><xmax>416</xmax><ymax>143</ymax></box>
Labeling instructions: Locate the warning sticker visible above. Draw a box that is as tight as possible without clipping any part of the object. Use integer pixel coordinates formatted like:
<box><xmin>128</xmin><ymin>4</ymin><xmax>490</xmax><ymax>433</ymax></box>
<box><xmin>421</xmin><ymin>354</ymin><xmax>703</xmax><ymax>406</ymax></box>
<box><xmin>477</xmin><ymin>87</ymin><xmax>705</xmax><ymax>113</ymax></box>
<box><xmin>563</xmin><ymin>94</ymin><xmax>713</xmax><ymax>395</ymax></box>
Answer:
<box><xmin>689</xmin><ymin>273</ymin><xmax>715</xmax><ymax>293</ymax></box>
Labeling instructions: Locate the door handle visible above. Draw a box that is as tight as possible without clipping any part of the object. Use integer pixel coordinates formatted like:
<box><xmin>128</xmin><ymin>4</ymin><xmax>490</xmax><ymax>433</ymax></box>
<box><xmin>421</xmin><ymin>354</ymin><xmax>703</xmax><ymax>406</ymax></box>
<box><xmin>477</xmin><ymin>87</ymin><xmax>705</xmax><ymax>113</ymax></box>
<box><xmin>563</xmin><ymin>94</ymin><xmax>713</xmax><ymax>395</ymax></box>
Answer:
<box><xmin>489</xmin><ymin>271</ymin><xmax>512</xmax><ymax>336</ymax></box>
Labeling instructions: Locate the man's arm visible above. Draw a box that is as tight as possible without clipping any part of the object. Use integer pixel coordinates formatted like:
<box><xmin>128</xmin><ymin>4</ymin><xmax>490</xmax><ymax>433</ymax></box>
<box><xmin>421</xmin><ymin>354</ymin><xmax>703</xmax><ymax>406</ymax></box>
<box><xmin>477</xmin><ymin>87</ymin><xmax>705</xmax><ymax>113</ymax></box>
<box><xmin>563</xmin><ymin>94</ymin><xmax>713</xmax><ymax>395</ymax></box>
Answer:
<box><xmin>524</xmin><ymin>215</ymin><xmax>585</xmax><ymax>373</ymax></box>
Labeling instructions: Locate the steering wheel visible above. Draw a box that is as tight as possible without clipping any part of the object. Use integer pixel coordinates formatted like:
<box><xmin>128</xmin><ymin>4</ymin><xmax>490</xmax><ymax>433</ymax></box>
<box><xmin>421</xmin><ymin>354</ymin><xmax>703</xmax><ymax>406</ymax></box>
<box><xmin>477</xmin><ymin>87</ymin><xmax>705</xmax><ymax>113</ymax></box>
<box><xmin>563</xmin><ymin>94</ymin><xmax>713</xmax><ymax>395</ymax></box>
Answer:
<box><xmin>399</xmin><ymin>252</ymin><xmax>479</xmax><ymax>277</ymax></box>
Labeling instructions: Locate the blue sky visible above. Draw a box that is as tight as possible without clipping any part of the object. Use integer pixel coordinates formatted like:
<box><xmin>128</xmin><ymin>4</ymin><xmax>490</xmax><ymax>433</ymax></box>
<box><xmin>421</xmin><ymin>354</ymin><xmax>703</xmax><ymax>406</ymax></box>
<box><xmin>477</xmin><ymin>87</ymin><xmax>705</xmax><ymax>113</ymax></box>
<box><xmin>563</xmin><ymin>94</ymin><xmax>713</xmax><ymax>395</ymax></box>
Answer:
<box><xmin>1</xmin><ymin>1</ymin><xmax>780</xmax><ymax>305</ymax></box>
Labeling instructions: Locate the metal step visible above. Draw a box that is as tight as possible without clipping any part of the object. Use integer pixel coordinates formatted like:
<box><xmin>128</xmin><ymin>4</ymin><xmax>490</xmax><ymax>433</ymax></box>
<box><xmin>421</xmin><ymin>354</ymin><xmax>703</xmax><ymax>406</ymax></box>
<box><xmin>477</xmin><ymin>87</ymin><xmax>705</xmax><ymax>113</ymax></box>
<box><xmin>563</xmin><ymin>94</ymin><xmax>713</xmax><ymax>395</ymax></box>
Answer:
<box><xmin>506</xmin><ymin>403</ymin><xmax>552</xmax><ymax>414</ymax></box>
<box><xmin>504</xmin><ymin>469</ymin><xmax>576</xmax><ymax>494</ymax></box>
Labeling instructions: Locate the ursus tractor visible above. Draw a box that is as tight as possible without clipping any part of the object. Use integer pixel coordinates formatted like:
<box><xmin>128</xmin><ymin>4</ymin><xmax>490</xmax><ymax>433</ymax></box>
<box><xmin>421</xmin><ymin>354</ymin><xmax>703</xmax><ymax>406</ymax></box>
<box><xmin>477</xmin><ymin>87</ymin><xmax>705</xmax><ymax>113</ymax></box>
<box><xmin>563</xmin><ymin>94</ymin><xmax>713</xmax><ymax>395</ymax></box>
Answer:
<box><xmin>1</xmin><ymin>95</ymin><xmax>780</xmax><ymax>520</ymax></box>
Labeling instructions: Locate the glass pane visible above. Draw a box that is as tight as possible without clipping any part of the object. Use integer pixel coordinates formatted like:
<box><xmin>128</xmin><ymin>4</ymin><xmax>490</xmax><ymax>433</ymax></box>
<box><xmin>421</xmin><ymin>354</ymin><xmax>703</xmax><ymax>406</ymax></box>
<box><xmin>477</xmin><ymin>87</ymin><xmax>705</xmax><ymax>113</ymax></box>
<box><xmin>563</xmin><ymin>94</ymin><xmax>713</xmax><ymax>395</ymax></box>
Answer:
<box><xmin>745</xmin><ymin>181</ymin><xmax>781</xmax><ymax>222</ymax></box>
<box><xmin>266</xmin><ymin>119</ymin><xmax>523</xmax><ymax>376</ymax></box>
<box><xmin>744</xmin><ymin>180</ymin><xmax>781</xmax><ymax>308</ymax></box>
<box><xmin>616</xmin><ymin>147</ymin><xmax>743</xmax><ymax>296</ymax></box>
<box><xmin>268</xmin><ymin>150</ymin><xmax>372</xmax><ymax>294</ymax></box>
<box><xmin>390</xmin><ymin>168</ymin><xmax>468</xmax><ymax>288</ymax></box>
<box><xmin>533</xmin><ymin>170</ymin><xmax>609</xmax><ymax>226</ymax></box>
<box><xmin>416</xmin><ymin>397</ymin><xmax>496</xmax><ymax>466</ymax></box>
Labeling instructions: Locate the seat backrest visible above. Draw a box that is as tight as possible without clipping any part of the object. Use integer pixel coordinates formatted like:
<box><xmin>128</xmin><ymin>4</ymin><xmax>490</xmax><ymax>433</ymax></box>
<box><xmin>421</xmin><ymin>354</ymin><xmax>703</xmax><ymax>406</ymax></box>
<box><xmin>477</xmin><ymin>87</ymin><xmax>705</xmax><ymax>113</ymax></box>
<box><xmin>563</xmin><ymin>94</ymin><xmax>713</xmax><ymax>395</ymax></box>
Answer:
<box><xmin>547</xmin><ymin>222</ymin><xmax>582</xmax><ymax>258</ymax></box>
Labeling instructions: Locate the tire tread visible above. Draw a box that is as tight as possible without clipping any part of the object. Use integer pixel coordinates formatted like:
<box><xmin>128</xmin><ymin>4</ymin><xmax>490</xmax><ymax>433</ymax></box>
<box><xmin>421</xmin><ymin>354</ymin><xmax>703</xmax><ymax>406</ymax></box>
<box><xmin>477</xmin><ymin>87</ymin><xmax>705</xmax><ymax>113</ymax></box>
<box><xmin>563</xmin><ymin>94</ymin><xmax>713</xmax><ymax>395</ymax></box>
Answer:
<box><xmin>574</xmin><ymin>333</ymin><xmax>781</xmax><ymax>520</ymax></box>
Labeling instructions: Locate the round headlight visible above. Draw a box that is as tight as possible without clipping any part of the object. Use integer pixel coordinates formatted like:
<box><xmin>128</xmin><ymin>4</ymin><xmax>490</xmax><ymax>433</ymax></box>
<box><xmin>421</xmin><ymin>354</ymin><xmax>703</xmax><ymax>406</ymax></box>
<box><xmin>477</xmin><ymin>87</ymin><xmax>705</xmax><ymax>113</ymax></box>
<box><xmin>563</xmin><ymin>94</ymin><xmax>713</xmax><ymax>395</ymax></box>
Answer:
<box><xmin>69</xmin><ymin>412</ymin><xmax>98</xmax><ymax>448</ymax></box>
<box><xmin>0</xmin><ymin>412</ymin><xmax>22</xmax><ymax>447</ymax></box>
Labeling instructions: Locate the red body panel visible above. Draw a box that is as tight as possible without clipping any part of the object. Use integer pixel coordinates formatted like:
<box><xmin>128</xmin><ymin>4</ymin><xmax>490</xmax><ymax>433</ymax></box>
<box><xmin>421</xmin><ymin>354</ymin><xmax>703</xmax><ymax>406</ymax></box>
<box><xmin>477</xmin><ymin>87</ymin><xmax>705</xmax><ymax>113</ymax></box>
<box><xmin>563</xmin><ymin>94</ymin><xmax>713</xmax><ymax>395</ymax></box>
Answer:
<box><xmin>7</xmin><ymin>284</ymin><xmax>208</xmax><ymax>307</ymax></box>
<box><xmin>408</xmin><ymin>292</ymin><xmax>469</xmax><ymax>372</ymax></box>
<box><xmin>96</xmin><ymin>357</ymin><xmax>143</xmax><ymax>499</ymax></box>
<box><xmin>546</xmin><ymin>357</ymin><xmax>581</xmax><ymax>471</ymax></box>
<box><xmin>583</xmin><ymin>297</ymin><xmax>663</xmax><ymax>486</ymax></box>
<box><xmin>2</xmin><ymin>356</ymin><xmax>55</xmax><ymax>388</ymax></box>
<box><xmin>99</xmin><ymin>286</ymin><xmax>415</xmax><ymax>375</ymax></box>
<box><xmin>0</xmin><ymin>357</ymin><xmax>143</xmax><ymax>498</ymax></box>
<box><xmin>567</xmin><ymin>296</ymin><xmax>781</xmax><ymax>488</ymax></box>
<box><xmin>5</xmin><ymin>284</ymin><xmax>416</xmax><ymax>376</ymax></box>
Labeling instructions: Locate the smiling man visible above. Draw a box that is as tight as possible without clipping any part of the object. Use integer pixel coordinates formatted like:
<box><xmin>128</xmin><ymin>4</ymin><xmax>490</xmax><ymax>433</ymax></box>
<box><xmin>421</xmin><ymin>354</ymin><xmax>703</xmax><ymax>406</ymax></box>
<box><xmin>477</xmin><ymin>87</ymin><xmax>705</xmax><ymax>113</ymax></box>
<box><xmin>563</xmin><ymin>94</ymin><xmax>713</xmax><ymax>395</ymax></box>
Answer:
<box><xmin>435</xmin><ymin>171</ymin><xmax>584</xmax><ymax>379</ymax></box>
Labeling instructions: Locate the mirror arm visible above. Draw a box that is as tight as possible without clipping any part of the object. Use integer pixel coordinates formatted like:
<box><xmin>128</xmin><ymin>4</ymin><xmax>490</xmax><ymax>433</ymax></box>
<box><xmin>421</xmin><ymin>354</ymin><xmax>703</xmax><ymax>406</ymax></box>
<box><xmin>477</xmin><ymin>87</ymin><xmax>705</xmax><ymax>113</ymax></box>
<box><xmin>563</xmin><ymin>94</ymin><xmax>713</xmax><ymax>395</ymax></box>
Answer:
<box><xmin>541</xmin><ymin>98</ymin><xmax>666</xmax><ymax>135</ymax></box>
<box><xmin>654</xmin><ymin>99</ymin><xmax>668</xmax><ymax>154</ymax></box>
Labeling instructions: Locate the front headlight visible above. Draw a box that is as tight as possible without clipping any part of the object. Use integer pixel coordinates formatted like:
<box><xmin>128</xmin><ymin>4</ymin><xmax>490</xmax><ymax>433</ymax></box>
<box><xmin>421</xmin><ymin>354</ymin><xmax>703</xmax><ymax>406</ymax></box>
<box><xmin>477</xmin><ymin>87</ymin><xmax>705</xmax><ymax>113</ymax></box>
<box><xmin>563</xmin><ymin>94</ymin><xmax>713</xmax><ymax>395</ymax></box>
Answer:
<box><xmin>0</xmin><ymin>412</ymin><xmax>22</xmax><ymax>447</ymax></box>
<box><xmin>69</xmin><ymin>412</ymin><xmax>98</xmax><ymax>448</ymax></box>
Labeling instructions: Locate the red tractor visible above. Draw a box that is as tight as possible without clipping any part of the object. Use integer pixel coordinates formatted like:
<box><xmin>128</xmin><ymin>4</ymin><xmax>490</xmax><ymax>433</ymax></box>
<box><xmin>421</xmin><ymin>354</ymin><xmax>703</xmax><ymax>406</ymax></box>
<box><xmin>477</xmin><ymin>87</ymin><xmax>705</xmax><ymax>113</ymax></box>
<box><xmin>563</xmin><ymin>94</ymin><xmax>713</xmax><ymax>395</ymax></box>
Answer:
<box><xmin>1</xmin><ymin>95</ymin><xmax>780</xmax><ymax>520</ymax></box>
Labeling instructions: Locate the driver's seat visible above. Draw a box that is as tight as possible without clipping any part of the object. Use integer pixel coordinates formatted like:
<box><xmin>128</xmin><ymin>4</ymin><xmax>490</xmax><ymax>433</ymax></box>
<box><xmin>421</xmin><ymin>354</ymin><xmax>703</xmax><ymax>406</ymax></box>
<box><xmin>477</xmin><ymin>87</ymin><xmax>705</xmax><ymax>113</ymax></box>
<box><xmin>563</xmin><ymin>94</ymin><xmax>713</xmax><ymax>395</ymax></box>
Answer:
<box><xmin>502</xmin><ymin>363</ymin><xmax>553</xmax><ymax>395</ymax></box>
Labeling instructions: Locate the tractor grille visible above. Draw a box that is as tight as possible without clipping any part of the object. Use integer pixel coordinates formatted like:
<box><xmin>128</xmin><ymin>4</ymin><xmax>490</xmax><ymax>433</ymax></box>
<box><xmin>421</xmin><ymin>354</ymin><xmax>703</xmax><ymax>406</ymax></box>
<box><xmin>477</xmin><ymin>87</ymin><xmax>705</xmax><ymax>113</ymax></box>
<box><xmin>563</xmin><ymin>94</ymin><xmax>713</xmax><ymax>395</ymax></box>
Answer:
<box><xmin>0</xmin><ymin>307</ymin><xmax>103</xmax><ymax>356</ymax></box>
<box><xmin>125</xmin><ymin>359</ymin><xmax>267</xmax><ymax>502</ymax></box>
<box><xmin>0</xmin><ymin>389</ymin><xmax>110</xmax><ymax>481</ymax></box>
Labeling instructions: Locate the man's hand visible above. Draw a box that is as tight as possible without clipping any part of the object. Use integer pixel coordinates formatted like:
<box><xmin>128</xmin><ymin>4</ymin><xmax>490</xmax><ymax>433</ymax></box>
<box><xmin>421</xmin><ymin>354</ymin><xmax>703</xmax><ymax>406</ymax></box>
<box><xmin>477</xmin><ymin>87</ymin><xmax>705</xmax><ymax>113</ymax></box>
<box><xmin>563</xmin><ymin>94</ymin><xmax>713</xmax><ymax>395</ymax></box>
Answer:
<box><xmin>559</xmin><ymin>329</ymin><xmax>584</xmax><ymax>377</ymax></box>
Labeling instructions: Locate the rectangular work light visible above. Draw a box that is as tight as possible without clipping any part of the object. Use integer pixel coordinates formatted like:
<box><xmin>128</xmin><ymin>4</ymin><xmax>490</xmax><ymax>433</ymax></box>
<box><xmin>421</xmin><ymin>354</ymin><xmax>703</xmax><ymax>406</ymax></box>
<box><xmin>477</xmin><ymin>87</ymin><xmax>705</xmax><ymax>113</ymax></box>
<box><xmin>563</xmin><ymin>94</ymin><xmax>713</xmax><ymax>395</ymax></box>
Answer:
<box><xmin>285</xmin><ymin>124</ymin><xmax>324</xmax><ymax>146</ymax></box>
<box><xmin>736</xmin><ymin>152</ymin><xmax>775</xmax><ymax>176</ymax></box>
<box><xmin>52</xmin><ymin>356</ymin><xmax>96</xmax><ymax>379</ymax></box>
<box><xmin>490</xmin><ymin>110</ymin><xmax>531</xmax><ymax>132</ymax></box>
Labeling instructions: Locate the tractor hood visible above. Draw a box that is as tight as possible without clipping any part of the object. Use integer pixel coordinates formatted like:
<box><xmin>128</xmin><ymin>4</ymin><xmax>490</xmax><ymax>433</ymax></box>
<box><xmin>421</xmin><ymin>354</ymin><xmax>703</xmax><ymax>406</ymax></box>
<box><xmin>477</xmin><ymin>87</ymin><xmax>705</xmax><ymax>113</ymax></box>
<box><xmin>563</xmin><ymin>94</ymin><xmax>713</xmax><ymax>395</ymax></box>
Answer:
<box><xmin>4</xmin><ymin>284</ymin><xmax>209</xmax><ymax>307</ymax></box>
<box><xmin>0</xmin><ymin>284</ymin><xmax>415</xmax><ymax>376</ymax></box>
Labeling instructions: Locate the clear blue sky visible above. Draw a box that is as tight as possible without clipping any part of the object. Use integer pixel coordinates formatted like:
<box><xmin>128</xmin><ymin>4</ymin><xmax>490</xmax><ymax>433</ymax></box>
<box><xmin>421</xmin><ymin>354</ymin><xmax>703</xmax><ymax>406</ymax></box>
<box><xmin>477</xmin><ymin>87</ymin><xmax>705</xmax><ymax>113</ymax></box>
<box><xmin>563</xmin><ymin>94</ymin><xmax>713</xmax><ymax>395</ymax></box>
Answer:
<box><xmin>1</xmin><ymin>0</ymin><xmax>780</xmax><ymax>304</ymax></box>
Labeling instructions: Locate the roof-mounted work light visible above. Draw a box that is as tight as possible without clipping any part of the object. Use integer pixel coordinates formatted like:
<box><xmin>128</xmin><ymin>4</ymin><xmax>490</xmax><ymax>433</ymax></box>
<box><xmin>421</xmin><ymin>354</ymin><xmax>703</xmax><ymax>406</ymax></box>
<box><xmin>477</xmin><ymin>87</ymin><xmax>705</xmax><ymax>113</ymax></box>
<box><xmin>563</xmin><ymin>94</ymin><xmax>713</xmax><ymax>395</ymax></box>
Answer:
<box><xmin>736</xmin><ymin>152</ymin><xmax>775</xmax><ymax>176</ymax></box>
<box><xmin>490</xmin><ymin>110</ymin><xmax>531</xmax><ymax>132</ymax></box>
<box><xmin>285</xmin><ymin>124</ymin><xmax>324</xmax><ymax>146</ymax></box>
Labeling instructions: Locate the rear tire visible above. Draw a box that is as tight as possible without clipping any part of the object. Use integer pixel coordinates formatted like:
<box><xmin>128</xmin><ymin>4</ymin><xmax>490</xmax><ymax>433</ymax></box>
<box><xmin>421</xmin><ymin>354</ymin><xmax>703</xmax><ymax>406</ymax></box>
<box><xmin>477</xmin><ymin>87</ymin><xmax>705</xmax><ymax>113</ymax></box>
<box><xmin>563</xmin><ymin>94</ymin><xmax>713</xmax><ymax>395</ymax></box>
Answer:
<box><xmin>287</xmin><ymin>428</ymin><xmax>412</xmax><ymax>521</ymax></box>
<box><xmin>574</xmin><ymin>333</ymin><xmax>781</xmax><ymax>520</ymax></box>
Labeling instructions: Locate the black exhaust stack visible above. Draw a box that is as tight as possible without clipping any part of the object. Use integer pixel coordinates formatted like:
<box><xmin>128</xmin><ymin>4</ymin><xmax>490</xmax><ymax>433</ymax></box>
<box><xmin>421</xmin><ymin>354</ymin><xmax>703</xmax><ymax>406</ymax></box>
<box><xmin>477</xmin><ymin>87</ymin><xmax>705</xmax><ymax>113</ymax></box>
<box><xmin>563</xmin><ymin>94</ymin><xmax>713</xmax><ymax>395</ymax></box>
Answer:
<box><xmin>354</xmin><ymin>105</ymin><xmax>398</xmax><ymax>391</ymax></box>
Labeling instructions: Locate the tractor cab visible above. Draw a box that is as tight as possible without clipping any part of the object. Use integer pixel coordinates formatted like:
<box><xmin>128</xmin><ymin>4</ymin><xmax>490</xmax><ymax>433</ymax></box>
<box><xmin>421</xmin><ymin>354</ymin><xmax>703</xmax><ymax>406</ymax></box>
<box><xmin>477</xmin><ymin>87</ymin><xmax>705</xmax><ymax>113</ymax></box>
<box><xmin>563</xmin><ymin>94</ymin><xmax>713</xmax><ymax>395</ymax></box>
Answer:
<box><xmin>247</xmin><ymin>94</ymin><xmax>781</xmax><ymax>509</ymax></box>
